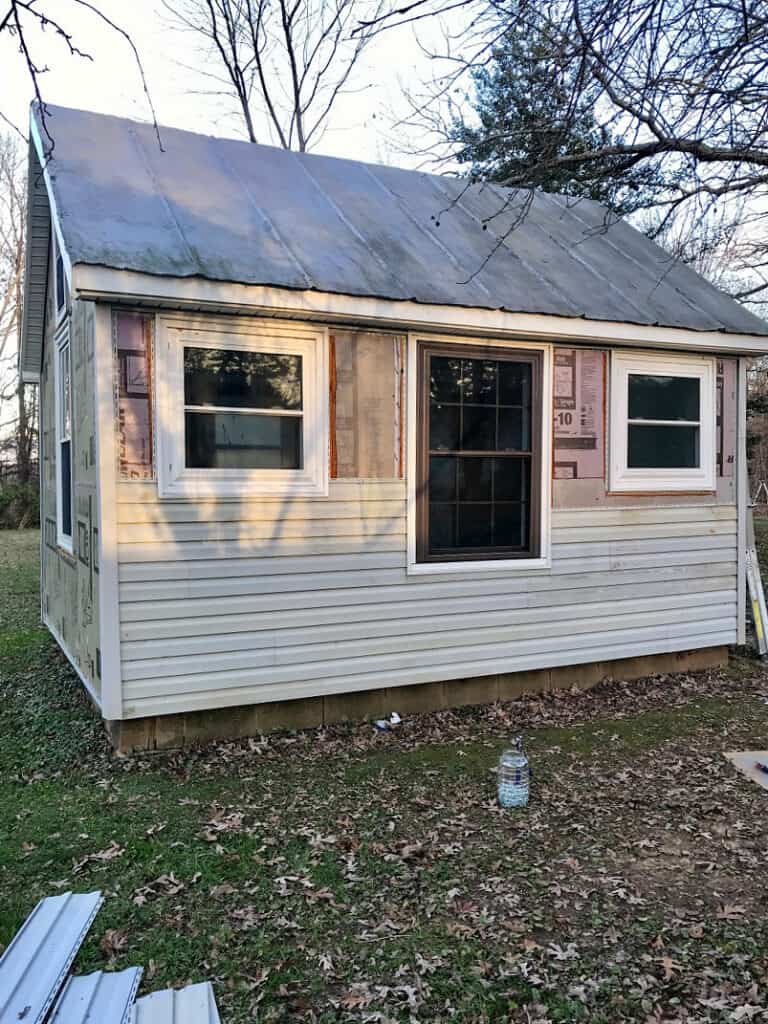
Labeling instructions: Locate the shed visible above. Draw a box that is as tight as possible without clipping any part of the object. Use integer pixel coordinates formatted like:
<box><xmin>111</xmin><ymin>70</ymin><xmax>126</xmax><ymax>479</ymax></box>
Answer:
<box><xmin>20</xmin><ymin>103</ymin><xmax>768</xmax><ymax>750</ymax></box>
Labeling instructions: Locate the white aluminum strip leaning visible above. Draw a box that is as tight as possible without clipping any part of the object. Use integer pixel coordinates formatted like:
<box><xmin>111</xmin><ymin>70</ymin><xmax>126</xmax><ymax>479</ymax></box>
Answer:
<box><xmin>50</xmin><ymin>967</ymin><xmax>143</xmax><ymax>1024</ymax></box>
<box><xmin>0</xmin><ymin>891</ymin><xmax>103</xmax><ymax>1024</ymax></box>
<box><xmin>130</xmin><ymin>982</ymin><xmax>221</xmax><ymax>1024</ymax></box>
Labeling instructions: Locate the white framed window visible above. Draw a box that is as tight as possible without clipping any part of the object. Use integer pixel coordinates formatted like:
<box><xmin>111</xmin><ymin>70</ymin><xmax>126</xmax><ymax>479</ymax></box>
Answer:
<box><xmin>55</xmin><ymin>325</ymin><xmax>74</xmax><ymax>551</ymax></box>
<box><xmin>155</xmin><ymin>319</ymin><xmax>328</xmax><ymax>499</ymax></box>
<box><xmin>609</xmin><ymin>351</ymin><xmax>716</xmax><ymax>493</ymax></box>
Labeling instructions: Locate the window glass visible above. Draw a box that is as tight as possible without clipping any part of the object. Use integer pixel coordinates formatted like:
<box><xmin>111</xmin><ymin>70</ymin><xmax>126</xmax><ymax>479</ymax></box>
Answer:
<box><xmin>184</xmin><ymin>348</ymin><xmax>302</xmax><ymax>410</ymax></box>
<box><xmin>57</xmin><ymin>340</ymin><xmax>73</xmax><ymax>543</ymax></box>
<box><xmin>628</xmin><ymin>374</ymin><xmax>699</xmax><ymax>421</ymax></box>
<box><xmin>60</xmin><ymin>440</ymin><xmax>72</xmax><ymax>537</ymax></box>
<box><xmin>628</xmin><ymin>424</ymin><xmax>699</xmax><ymax>469</ymax></box>
<box><xmin>61</xmin><ymin>345</ymin><xmax>71</xmax><ymax>437</ymax></box>
<box><xmin>185</xmin><ymin>412</ymin><xmax>302</xmax><ymax>470</ymax></box>
<box><xmin>626</xmin><ymin>372</ymin><xmax>701</xmax><ymax>470</ymax></box>
<box><xmin>183</xmin><ymin>346</ymin><xmax>303</xmax><ymax>471</ymax></box>
<box><xmin>421</xmin><ymin>351</ymin><xmax>537</xmax><ymax>560</ymax></box>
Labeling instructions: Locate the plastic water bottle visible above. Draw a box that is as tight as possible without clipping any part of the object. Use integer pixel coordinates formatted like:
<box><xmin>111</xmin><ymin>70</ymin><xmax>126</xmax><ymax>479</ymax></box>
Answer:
<box><xmin>497</xmin><ymin>737</ymin><xmax>530</xmax><ymax>808</ymax></box>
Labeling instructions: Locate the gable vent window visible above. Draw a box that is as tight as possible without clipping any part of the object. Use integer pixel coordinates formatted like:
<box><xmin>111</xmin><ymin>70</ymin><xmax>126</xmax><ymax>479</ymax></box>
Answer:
<box><xmin>54</xmin><ymin>235</ymin><xmax>66</xmax><ymax>314</ymax></box>
<box><xmin>55</xmin><ymin>328</ymin><xmax>74</xmax><ymax>551</ymax></box>
<box><xmin>610</xmin><ymin>352</ymin><xmax>715</xmax><ymax>493</ymax></box>
<box><xmin>156</xmin><ymin>321</ymin><xmax>328</xmax><ymax>499</ymax></box>
<box><xmin>416</xmin><ymin>342</ymin><xmax>543</xmax><ymax>563</ymax></box>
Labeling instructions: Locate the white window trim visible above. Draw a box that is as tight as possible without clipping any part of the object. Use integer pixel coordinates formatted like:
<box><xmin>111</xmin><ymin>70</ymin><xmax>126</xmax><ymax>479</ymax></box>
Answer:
<box><xmin>155</xmin><ymin>317</ymin><xmax>329</xmax><ymax>499</ymax></box>
<box><xmin>54</xmin><ymin>323</ymin><xmax>74</xmax><ymax>553</ymax></box>
<box><xmin>609</xmin><ymin>350</ymin><xmax>716</xmax><ymax>493</ymax></box>
<box><xmin>406</xmin><ymin>332</ymin><xmax>552</xmax><ymax>576</ymax></box>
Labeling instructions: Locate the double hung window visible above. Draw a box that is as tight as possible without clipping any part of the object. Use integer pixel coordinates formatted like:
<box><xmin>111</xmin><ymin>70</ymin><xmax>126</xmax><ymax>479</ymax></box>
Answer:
<box><xmin>610</xmin><ymin>352</ymin><xmax>715</xmax><ymax>492</ymax></box>
<box><xmin>55</xmin><ymin>329</ymin><xmax>73</xmax><ymax>550</ymax></box>
<box><xmin>416</xmin><ymin>343</ymin><xmax>543</xmax><ymax>563</ymax></box>
<box><xmin>157</xmin><ymin>323</ymin><xmax>327</xmax><ymax>498</ymax></box>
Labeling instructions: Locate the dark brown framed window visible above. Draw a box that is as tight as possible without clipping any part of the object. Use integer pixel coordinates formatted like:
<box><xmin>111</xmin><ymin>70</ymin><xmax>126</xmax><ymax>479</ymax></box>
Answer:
<box><xmin>416</xmin><ymin>341</ymin><xmax>542</xmax><ymax>563</ymax></box>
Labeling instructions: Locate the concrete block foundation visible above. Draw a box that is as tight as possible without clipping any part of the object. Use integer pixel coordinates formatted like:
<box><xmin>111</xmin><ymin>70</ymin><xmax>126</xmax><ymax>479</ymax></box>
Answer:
<box><xmin>107</xmin><ymin>645</ymin><xmax>730</xmax><ymax>753</ymax></box>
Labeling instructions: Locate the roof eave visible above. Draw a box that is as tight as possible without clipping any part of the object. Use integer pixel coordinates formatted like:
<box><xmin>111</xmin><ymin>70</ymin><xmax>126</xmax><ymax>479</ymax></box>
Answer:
<box><xmin>73</xmin><ymin>263</ymin><xmax>768</xmax><ymax>356</ymax></box>
<box><xmin>19</xmin><ymin>122</ymin><xmax>51</xmax><ymax>384</ymax></box>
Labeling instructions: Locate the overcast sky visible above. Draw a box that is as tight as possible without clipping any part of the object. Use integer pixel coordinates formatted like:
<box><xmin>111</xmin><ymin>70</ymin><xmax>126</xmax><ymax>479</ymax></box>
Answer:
<box><xmin>3</xmin><ymin>0</ymin><xmax>455</xmax><ymax>166</ymax></box>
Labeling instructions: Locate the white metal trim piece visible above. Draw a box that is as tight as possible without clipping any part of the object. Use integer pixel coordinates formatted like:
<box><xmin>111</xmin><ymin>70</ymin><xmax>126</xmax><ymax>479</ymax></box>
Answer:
<box><xmin>0</xmin><ymin>891</ymin><xmax>103</xmax><ymax>1024</ymax></box>
<box><xmin>130</xmin><ymin>982</ymin><xmax>221</xmax><ymax>1024</ymax></box>
<box><xmin>29</xmin><ymin>114</ymin><xmax>74</xmax><ymax>295</ymax></box>
<box><xmin>737</xmin><ymin>357</ymin><xmax>748</xmax><ymax>644</ymax></box>
<box><xmin>94</xmin><ymin>305</ymin><xmax>123</xmax><ymax>720</ymax></box>
<box><xmin>50</xmin><ymin>967</ymin><xmax>143</xmax><ymax>1024</ymax></box>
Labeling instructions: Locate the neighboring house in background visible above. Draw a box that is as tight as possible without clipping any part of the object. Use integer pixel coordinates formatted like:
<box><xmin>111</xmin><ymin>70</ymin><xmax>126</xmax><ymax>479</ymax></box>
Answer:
<box><xmin>19</xmin><ymin>104</ymin><xmax>768</xmax><ymax>750</ymax></box>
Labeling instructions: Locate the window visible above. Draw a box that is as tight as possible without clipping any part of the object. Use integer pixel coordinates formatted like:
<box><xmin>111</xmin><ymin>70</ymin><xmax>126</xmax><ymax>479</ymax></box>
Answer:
<box><xmin>416</xmin><ymin>342</ymin><xmax>543</xmax><ymax>563</ymax></box>
<box><xmin>54</xmin><ymin>233</ymin><xmax>67</xmax><ymax>316</ymax></box>
<box><xmin>156</xmin><ymin>321</ymin><xmax>327</xmax><ymax>498</ymax></box>
<box><xmin>55</xmin><ymin>329</ymin><xmax>73</xmax><ymax>551</ymax></box>
<box><xmin>610</xmin><ymin>351</ymin><xmax>716</xmax><ymax>492</ymax></box>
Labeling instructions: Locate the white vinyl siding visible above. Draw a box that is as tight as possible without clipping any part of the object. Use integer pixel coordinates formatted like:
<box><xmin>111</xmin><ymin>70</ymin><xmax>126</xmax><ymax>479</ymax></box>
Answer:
<box><xmin>115</xmin><ymin>481</ymin><xmax>737</xmax><ymax>719</ymax></box>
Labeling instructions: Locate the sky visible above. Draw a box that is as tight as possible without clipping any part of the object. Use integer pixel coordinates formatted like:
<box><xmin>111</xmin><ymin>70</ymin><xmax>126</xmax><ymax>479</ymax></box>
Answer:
<box><xmin>1</xmin><ymin>0</ymin><xmax>471</xmax><ymax>435</ymax></box>
<box><xmin>2</xmin><ymin>0</ymin><xmax>457</xmax><ymax>166</ymax></box>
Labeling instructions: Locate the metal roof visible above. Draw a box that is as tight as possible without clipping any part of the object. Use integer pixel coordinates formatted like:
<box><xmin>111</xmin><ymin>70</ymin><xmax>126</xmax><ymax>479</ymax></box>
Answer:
<box><xmin>0</xmin><ymin>891</ymin><xmax>103</xmax><ymax>1024</ymax></box>
<box><xmin>50</xmin><ymin>968</ymin><xmax>143</xmax><ymax>1024</ymax></box>
<box><xmin>130</xmin><ymin>982</ymin><xmax>221</xmax><ymax>1024</ymax></box>
<box><xmin>32</xmin><ymin>104</ymin><xmax>767</xmax><ymax>338</ymax></box>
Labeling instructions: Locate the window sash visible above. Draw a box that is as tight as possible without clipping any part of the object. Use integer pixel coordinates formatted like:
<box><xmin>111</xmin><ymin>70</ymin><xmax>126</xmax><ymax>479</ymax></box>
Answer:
<box><xmin>156</xmin><ymin>322</ymin><xmax>328</xmax><ymax>499</ymax></box>
<box><xmin>416</xmin><ymin>342</ymin><xmax>542</xmax><ymax>563</ymax></box>
<box><xmin>610</xmin><ymin>353</ymin><xmax>715</xmax><ymax>493</ymax></box>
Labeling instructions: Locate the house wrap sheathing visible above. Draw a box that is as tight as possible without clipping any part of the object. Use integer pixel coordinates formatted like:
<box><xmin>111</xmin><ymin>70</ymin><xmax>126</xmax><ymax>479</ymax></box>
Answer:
<box><xmin>19</xmin><ymin>103</ymin><xmax>768</xmax><ymax>747</ymax></box>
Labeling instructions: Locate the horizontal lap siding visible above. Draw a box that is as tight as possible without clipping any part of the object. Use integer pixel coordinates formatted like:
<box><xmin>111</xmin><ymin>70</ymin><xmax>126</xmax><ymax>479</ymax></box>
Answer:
<box><xmin>115</xmin><ymin>481</ymin><xmax>737</xmax><ymax>718</ymax></box>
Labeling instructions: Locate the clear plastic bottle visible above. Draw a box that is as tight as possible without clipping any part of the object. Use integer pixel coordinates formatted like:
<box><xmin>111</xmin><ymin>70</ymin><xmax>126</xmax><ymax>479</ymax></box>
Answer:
<box><xmin>497</xmin><ymin>737</ymin><xmax>530</xmax><ymax>808</ymax></box>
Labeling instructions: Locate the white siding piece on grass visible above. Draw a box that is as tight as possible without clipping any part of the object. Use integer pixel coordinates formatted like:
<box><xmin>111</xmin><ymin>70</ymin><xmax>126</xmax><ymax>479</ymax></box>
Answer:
<box><xmin>50</xmin><ymin>968</ymin><xmax>143</xmax><ymax>1024</ymax></box>
<box><xmin>0</xmin><ymin>891</ymin><xmax>103</xmax><ymax>1024</ymax></box>
<box><xmin>130</xmin><ymin>982</ymin><xmax>221</xmax><ymax>1024</ymax></box>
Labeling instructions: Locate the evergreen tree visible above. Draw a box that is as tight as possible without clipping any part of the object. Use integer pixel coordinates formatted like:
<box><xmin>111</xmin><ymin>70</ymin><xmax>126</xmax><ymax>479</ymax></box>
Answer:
<box><xmin>451</xmin><ymin>18</ymin><xmax>662</xmax><ymax>215</ymax></box>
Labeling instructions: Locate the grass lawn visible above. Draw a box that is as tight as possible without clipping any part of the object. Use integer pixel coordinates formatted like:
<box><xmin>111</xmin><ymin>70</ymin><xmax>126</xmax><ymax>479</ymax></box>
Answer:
<box><xmin>3</xmin><ymin>531</ymin><xmax>768</xmax><ymax>1022</ymax></box>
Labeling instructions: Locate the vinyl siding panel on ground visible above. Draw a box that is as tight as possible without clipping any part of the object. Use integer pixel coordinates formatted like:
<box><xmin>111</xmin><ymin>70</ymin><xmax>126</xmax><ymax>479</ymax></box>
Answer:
<box><xmin>115</xmin><ymin>482</ymin><xmax>737</xmax><ymax>719</ymax></box>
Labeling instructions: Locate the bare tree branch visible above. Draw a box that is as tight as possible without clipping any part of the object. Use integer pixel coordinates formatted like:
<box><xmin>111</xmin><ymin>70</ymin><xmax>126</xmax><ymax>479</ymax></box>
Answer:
<box><xmin>1</xmin><ymin>1</ymin><xmax>161</xmax><ymax>153</ymax></box>
<box><xmin>166</xmin><ymin>0</ymin><xmax>387</xmax><ymax>151</ymax></box>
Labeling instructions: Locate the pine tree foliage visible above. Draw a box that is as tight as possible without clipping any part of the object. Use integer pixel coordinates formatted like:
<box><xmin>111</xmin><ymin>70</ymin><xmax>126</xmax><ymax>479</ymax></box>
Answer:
<box><xmin>450</xmin><ymin>18</ymin><xmax>665</xmax><ymax>215</ymax></box>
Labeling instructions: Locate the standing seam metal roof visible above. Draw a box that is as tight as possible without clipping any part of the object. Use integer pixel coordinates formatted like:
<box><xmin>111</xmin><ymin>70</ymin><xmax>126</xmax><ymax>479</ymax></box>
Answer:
<box><xmin>32</xmin><ymin>103</ymin><xmax>768</xmax><ymax>337</ymax></box>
